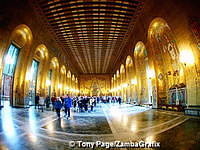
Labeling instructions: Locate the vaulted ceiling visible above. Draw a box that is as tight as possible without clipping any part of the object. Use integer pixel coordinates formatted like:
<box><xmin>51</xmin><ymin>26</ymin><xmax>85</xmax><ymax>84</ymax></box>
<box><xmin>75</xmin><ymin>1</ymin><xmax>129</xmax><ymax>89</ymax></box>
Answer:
<box><xmin>34</xmin><ymin>0</ymin><xmax>144</xmax><ymax>74</ymax></box>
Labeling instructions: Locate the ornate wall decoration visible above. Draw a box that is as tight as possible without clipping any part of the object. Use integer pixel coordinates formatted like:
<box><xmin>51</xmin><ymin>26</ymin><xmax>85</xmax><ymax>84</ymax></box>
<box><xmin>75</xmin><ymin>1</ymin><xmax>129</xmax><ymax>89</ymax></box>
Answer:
<box><xmin>79</xmin><ymin>74</ymin><xmax>111</xmax><ymax>96</ymax></box>
<box><xmin>149</xmin><ymin>19</ymin><xmax>182</xmax><ymax>104</ymax></box>
<box><xmin>158</xmin><ymin>73</ymin><xmax>164</xmax><ymax>80</ymax></box>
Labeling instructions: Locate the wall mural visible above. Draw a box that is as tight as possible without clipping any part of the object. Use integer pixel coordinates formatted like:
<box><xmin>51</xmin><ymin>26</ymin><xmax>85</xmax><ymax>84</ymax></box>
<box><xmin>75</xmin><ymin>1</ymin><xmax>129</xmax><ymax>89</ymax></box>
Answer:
<box><xmin>150</xmin><ymin>21</ymin><xmax>184</xmax><ymax>106</ymax></box>
<box><xmin>79</xmin><ymin>74</ymin><xmax>111</xmax><ymax>96</ymax></box>
<box><xmin>134</xmin><ymin>44</ymin><xmax>149</xmax><ymax>104</ymax></box>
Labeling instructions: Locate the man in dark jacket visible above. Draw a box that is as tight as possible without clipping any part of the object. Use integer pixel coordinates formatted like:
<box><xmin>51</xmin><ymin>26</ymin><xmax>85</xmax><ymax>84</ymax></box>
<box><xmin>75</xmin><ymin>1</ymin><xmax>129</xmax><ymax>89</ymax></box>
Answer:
<box><xmin>118</xmin><ymin>96</ymin><xmax>122</xmax><ymax>105</ymax></box>
<box><xmin>64</xmin><ymin>94</ymin><xmax>72</xmax><ymax>119</ymax></box>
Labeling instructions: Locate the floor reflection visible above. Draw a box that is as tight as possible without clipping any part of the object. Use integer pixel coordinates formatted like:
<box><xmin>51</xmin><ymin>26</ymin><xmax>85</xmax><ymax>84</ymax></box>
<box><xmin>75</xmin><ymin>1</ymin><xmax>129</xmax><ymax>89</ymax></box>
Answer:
<box><xmin>0</xmin><ymin>101</ymin><xmax>19</xmax><ymax>149</ymax></box>
<box><xmin>29</xmin><ymin>108</ymin><xmax>37</xmax><ymax>133</ymax></box>
<box><xmin>1</xmin><ymin>102</ymin><xmax>16</xmax><ymax>138</ymax></box>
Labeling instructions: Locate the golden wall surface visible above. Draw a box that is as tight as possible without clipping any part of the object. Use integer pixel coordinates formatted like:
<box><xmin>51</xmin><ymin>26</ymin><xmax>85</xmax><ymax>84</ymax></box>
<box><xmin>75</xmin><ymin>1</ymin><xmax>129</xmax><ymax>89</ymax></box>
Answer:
<box><xmin>79</xmin><ymin>74</ymin><xmax>111</xmax><ymax>96</ymax></box>
<box><xmin>0</xmin><ymin>0</ymin><xmax>78</xmax><ymax>107</ymax></box>
<box><xmin>111</xmin><ymin>0</ymin><xmax>200</xmax><ymax>107</ymax></box>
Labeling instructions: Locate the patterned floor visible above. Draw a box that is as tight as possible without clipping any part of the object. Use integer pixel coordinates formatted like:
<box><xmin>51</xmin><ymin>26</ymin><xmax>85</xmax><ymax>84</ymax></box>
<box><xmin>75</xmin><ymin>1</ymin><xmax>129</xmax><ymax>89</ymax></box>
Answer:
<box><xmin>0</xmin><ymin>102</ymin><xmax>199</xmax><ymax>150</ymax></box>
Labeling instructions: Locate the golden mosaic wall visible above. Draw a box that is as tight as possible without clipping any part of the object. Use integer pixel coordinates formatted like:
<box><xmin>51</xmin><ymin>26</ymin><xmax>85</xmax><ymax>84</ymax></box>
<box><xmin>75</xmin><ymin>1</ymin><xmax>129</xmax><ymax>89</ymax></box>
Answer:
<box><xmin>79</xmin><ymin>74</ymin><xmax>111</xmax><ymax>96</ymax></box>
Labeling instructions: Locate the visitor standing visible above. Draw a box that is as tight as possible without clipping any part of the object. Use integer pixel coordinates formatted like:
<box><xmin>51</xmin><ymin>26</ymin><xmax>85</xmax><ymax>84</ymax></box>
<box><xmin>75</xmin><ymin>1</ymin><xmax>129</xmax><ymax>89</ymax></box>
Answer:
<box><xmin>118</xmin><ymin>96</ymin><xmax>122</xmax><ymax>105</ymax></box>
<box><xmin>45</xmin><ymin>96</ymin><xmax>50</xmax><ymax>108</ymax></box>
<box><xmin>64</xmin><ymin>94</ymin><xmax>72</xmax><ymax>119</ymax></box>
<box><xmin>35</xmin><ymin>93</ymin><xmax>39</xmax><ymax>109</ymax></box>
<box><xmin>89</xmin><ymin>97</ymin><xmax>94</xmax><ymax>111</ymax></box>
<box><xmin>39</xmin><ymin>96</ymin><xmax>45</xmax><ymax>112</ymax></box>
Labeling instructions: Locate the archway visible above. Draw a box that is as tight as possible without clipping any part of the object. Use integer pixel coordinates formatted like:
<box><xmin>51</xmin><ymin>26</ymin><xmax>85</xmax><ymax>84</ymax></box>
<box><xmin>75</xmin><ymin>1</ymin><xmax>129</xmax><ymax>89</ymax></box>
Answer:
<box><xmin>0</xmin><ymin>24</ymin><xmax>33</xmax><ymax>107</ymax></box>
<box><xmin>126</xmin><ymin>55</ymin><xmax>134</xmax><ymax>103</ymax></box>
<box><xmin>26</xmin><ymin>44</ymin><xmax>48</xmax><ymax>105</ymax></box>
<box><xmin>148</xmin><ymin>18</ymin><xmax>185</xmax><ymax>107</ymax></box>
<box><xmin>134</xmin><ymin>41</ymin><xmax>153</xmax><ymax>105</ymax></box>
<box><xmin>75</xmin><ymin>77</ymin><xmax>78</xmax><ymax>95</ymax></box>
<box><xmin>59</xmin><ymin>65</ymin><xmax>66</xmax><ymax>95</ymax></box>
<box><xmin>67</xmin><ymin>70</ymin><xmax>72</xmax><ymax>94</ymax></box>
<box><xmin>71</xmin><ymin>74</ymin><xmax>75</xmax><ymax>96</ymax></box>
<box><xmin>48</xmin><ymin>57</ymin><xmax>59</xmax><ymax>97</ymax></box>
<box><xmin>116</xmin><ymin>70</ymin><xmax>120</xmax><ymax>96</ymax></box>
<box><xmin>120</xmin><ymin>64</ymin><xmax>126</xmax><ymax>102</ymax></box>
<box><xmin>111</xmin><ymin>77</ymin><xmax>114</xmax><ymax>96</ymax></box>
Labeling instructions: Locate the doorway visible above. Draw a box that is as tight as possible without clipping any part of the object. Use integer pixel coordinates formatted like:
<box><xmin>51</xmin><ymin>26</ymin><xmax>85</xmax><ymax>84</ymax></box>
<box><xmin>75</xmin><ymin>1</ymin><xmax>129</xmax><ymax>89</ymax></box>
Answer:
<box><xmin>47</xmin><ymin>69</ymin><xmax>52</xmax><ymax>97</ymax></box>
<box><xmin>0</xmin><ymin>44</ymin><xmax>20</xmax><ymax>107</ymax></box>
<box><xmin>28</xmin><ymin>59</ymin><xmax>39</xmax><ymax>105</ymax></box>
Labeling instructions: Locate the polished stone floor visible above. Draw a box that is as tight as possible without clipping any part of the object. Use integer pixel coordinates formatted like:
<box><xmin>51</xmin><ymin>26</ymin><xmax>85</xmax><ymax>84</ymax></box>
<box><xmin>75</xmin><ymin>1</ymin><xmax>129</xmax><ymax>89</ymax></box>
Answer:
<box><xmin>0</xmin><ymin>102</ymin><xmax>200</xmax><ymax>150</ymax></box>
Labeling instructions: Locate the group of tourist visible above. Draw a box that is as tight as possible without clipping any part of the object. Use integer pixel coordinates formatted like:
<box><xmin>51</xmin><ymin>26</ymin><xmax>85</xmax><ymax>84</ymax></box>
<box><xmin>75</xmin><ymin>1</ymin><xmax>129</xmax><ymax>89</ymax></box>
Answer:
<box><xmin>35</xmin><ymin>94</ymin><xmax>72</xmax><ymax>119</ymax></box>
<box><xmin>35</xmin><ymin>94</ymin><xmax>123</xmax><ymax>119</ymax></box>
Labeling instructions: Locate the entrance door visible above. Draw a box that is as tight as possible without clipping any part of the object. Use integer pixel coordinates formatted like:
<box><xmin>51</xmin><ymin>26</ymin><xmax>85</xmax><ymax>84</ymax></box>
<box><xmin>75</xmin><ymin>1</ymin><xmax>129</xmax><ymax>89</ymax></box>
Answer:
<box><xmin>29</xmin><ymin>60</ymin><xmax>39</xmax><ymax>105</ymax></box>
<box><xmin>0</xmin><ymin>44</ymin><xmax>20</xmax><ymax>106</ymax></box>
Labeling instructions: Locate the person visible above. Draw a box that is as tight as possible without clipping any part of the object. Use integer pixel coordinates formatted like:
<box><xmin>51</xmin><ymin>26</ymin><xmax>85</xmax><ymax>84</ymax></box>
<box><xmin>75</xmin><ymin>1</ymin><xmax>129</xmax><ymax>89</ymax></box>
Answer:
<box><xmin>45</xmin><ymin>96</ymin><xmax>50</xmax><ymax>108</ymax></box>
<box><xmin>60</xmin><ymin>96</ymin><xmax>64</xmax><ymax>105</ymax></box>
<box><xmin>89</xmin><ymin>97</ymin><xmax>94</xmax><ymax>112</ymax></box>
<box><xmin>73</xmin><ymin>97</ymin><xmax>77</xmax><ymax>112</ymax></box>
<box><xmin>94</xmin><ymin>97</ymin><xmax>97</xmax><ymax>107</ymax></box>
<box><xmin>51</xmin><ymin>95</ymin><xmax>57</xmax><ymax>111</ymax></box>
<box><xmin>118</xmin><ymin>96</ymin><xmax>122</xmax><ymax>105</ymax></box>
<box><xmin>39</xmin><ymin>96</ymin><xmax>45</xmax><ymax>112</ymax></box>
<box><xmin>112</xmin><ymin>97</ymin><xmax>115</xmax><ymax>103</ymax></box>
<box><xmin>54</xmin><ymin>97</ymin><xmax>63</xmax><ymax>118</ymax></box>
<box><xmin>64</xmin><ymin>94</ymin><xmax>72</xmax><ymax>119</ymax></box>
<box><xmin>83</xmin><ymin>96</ymin><xmax>88</xmax><ymax>112</ymax></box>
<box><xmin>97</xmin><ymin>97</ymin><xmax>100</xmax><ymax>103</ymax></box>
<box><xmin>35</xmin><ymin>93</ymin><xmax>39</xmax><ymax>109</ymax></box>
<box><xmin>78</xmin><ymin>97</ymin><xmax>83</xmax><ymax>112</ymax></box>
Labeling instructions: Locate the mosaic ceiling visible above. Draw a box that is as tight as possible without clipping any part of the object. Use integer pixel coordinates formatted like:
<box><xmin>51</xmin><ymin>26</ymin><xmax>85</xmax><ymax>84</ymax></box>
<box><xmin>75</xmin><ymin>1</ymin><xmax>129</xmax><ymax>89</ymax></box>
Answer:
<box><xmin>35</xmin><ymin>0</ymin><xmax>144</xmax><ymax>74</ymax></box>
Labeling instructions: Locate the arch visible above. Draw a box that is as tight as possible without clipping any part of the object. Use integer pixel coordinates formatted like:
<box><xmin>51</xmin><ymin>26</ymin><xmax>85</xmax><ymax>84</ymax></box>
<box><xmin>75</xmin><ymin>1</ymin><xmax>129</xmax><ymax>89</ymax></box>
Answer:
<box><xmin>60</xmin><ymin>65</ymin><xmax>66</xmax><ymax>75</ymax></box>
<box><xmin>134</xmin><ymin>41</ymin><xmax>150</xmax><ymax>104</ymax></box>
<box><xmin>59</xmin><ymin>65</ymin><xmax>67</xmax><ymax>95</ymax></box>
<box><xmin>35</xmin><ymin>44</ymin><xmax>48</xmax><ymax>60</ymax></box>
<box><xmin>120</xmin><ymin>64</ymin><xmax>125</xmax><ymax>74</ymax></box>
<box><xmin>116</xmin><ymin>70</ymin><xmax>120</xmax><ymax>78</ymax></box>
<box><xmin>50</xmin><ymin>57</ymin><xmax>59</xmax><ymax>69</ymax></box>
<box><xmin>120</xmin><ymin>64</ymin><xmax>126</xmax><ymax>101</ymax></box>
<box><xmin>148</xmin><ymin>17</ymin><xmax>183</xmax><ymax>107</ymax></box>
<box><xmin>115</xmin><ymin>70</ymin><xmax>120</xmax><ymax>96</ymax></box>
<box><xmin>66</xmin><ymin>70</ymin><xmax>72</xmax><ymax>94</ymax></box>
<box><xmin>125</xmin><ymin>55</ymin><xmax>133</xmax><ymax>68</ymax></box>
<box><xmin>75</xmin><ymin>77</ymin><xmax>78</xmax><ymax>95</ymax></box>
<box><xmin>71</xmin><ymin>74</ymin><xmax>75</xmax><ymax>95</ymax></box>
<box><xmin>72</xmin><ymin>74</ymin><xmax>75</xmax><ymax>81</ymax></box>
<box><xmin>113</xmin><ymin>74</ymin><xmax>116</xmax><ymax>80</ymax></box>
<box><xmin>134</xmin><ymin>41</ymin><xmax>147</xmax><ymax>58</ymax></box>
<box><xmin>67</xmin><ymin>70</ymin><xmax>71</xmax><ymax>78</ymax></box>
<box><xmin>26</xmin><ymin>44</ymin><xmax>49</xmax><ymax>102</ymax></box>
<box><xmin>112</xmin><ymin>74</ymin><xmax>117</xmax><ymax>96</ymax></box>
<box><xmin>48</xmin><ymin>57</ymin><xmax>59</xmax><ymax>96</ymax></box>
<box><xmin>1</xmin><ymin>24</ymin><xmax>33</xmax><ymax>107</ymax></box>
<box><xmin>125</xmin><ymin>55</ymin><xmax>134</xmax><ymax>102</ymax></box>
<box><xmin>11</xmin><ymin>24</ymin><xmax>33</xmax><ymax>47</ymax></box>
